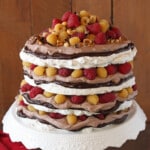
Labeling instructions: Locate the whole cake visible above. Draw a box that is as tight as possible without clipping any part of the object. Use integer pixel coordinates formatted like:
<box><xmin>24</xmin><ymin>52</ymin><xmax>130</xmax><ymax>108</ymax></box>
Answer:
<box><xmin>2</xmin><ymin>10</ymin><xmax>146</xmax><ymax>150</ymax></box>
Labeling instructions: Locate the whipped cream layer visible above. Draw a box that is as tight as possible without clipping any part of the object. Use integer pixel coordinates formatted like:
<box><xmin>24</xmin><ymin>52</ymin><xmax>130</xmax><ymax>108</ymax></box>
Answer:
<box><xmin>20</xmin><ymin>47</ymin><xmax>137</xmax><ymax>69</ymax></box>
<box><xmin>24</xmin><ymin>75</ymin><xmax>135</xmax><ymax>95</ymax></box>
<box><xmin>23</xmin><ymin>98</ymin><xmax>133</xmax><ymax>116</ymax></box>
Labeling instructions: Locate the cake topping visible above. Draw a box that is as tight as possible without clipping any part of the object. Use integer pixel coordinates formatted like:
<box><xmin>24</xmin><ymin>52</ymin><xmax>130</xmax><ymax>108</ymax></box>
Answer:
<box><xmin>78</xmin><ymin>115</ymin><xmax>88</xmax><ymax>121</ymax></box>
<box><xmin>29</xmin><ymin>87</ymin><xmax>43</xmax><ymax>98</ymax></box>
<box><xmin>118</xmin><ymin>89</ymin><xmax>129</xmax><ymax>98</ymax></box>
<box><xmin>71</xmin><ymin>95</ymin><xmax>85</xmax><ymax>104</ymax></box>
<box><xmin>106</xmin><ymin>64</ymin><xmax>118</xmax><ymax>75</ymax></box>
<box><xmin>58</xmin><ymin>68</ymin><xmax>72</xmax><ymax>77</ymax></box>
<box><xmin>66</xmin><ymin>114</ymin><xmax>78</xmax><ymax>125</ymax></box>
<box><xmin>99</xmin><ymin>93</ymin><xmax>116</xmax><ymax>103</ymax></box>
<box><xmin>86</xmin><ymin>95</ymin><xmax>99</xmax><ymax>105</ymax></box>
<box><xmin>21</xmin><ymin>83</ymin><xmax>33</xmax><ymax>92</ymax></box>
<box><xmin>54</xmin><ymin>94</ymin><xmax>67</xmax><ymax>104</ymax></box>
<box><xmin>49</xmin><ymin>112</ymin><xmax>65</xmax><ymax>119</ymax></box>
<box><xmin>83</xmin><ymin>68</ymin><xmax>97</xmax><ymax>80</ymax></box>
<box><xmin>36</xmin><ymin>10</ymin><xmax>124</xmax><ymax>47</ymax></box>
<box><xmin>118</xmin><ymin>62</ymin><xmax>132</xmax><ymax>74</ymax></box>
<box><xmin>67</xmin><ymin>13</ymin><xmax>80</xmax><ymax>28</ymax></box>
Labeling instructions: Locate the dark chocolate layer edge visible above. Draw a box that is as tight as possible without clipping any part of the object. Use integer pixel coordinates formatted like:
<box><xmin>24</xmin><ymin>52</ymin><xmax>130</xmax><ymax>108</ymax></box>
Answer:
<box><xmin>24</xmin><ymin>42</ymin><xmax>134</xmax><ymax>59</ymax></box>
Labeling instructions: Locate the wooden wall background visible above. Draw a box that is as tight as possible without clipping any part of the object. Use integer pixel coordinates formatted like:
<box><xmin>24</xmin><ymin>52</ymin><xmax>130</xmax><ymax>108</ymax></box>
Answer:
<box><xmin>0</xmin><ymin>0</ymin><xmax>149</xmax><ymax>122</ymax></box>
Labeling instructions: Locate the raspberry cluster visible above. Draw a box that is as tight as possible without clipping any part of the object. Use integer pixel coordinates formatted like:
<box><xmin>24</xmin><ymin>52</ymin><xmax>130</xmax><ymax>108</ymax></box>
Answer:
<box><xmin>38</xmin><ymin>10</ymin><xmax>123</xmax><ymax>47</ymax></box>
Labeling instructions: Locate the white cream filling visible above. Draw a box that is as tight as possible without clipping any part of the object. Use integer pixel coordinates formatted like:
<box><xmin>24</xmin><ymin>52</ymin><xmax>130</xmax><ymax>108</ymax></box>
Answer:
<box><xmin>23</xmin><ymin>97</ymin><xmax>133</xmax><ymax>116</ymax></box>
<box><xmin>115</xmin><ymin>100</ymin><xmax>133</xmax><ymax>112</ymax></box>
<box><xmin>20</xmin><ymin>47</ymin><xmax>137</xmax><ymax>69</ymax></box>
<box><xmin>24</xmin><ymin>75</ymin><xmax>135</xmax><ymax>95</ymax></box>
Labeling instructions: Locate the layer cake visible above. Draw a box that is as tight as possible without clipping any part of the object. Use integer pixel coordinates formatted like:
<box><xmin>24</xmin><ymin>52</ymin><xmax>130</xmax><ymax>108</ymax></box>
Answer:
<box><xmin>2</xmin><ymin>10</ymin><xmax>146</xmax><ymax>150</ymax></box>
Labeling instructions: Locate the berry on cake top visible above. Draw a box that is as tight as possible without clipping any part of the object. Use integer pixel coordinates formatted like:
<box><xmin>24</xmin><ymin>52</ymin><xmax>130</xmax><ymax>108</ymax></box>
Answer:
<box><xmin>37</xmin><ymin>10</ymin><xmax>124</xmax><ymax>47</ymax></box>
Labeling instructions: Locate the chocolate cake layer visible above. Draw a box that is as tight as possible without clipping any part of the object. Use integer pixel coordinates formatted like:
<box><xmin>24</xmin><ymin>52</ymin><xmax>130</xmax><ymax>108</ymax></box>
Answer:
<box><xmin>24</xmin><ymin>42</ymin><xmax>134</xmax><ymax>59</ymax></box>
<box><xmin>17</xmin><ymin>110</ymin><xmax>128</xmax><ymax>131</ymax></box>
<box><xmin>22</xmin><ymin>93</ymin><xmax>122</xmax><ymax>114</ymax></box>
<box><xmin>21</xmin><ymin>90</ymin><xmax>137</xmax><ymax>111</ymax></box>
<box><xmin>17</xmin><ymin>102</ymin><xmax>134</xmax><ymax>131</ymax></box>
<box><xmin>24</xmin><ymin>71</ymin><xmax>134</xmax><ymax>89</ymax></box>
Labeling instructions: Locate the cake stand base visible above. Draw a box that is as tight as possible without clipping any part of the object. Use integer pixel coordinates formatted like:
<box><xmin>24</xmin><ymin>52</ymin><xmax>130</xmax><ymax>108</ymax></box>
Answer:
<box><xmin>2</xmin><ymin>101</ymin><xmax>146</xmax><ymax>150</ymax></box>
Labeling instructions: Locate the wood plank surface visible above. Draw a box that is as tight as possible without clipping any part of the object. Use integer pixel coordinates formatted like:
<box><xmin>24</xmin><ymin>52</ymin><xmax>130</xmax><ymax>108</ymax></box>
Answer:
<box><xmin>114</xmin><ymin>0</ymin><xmax>150</xmax><ymax>120</ymax></box>
<box><xmin>31</xmin><ymin>0</ymin><xmax>70</xmax><ymax>34</ymax></box>
<box><xmin>0</xmin><ymin>0</ymin><xmax>31</xmax><ymax>121</ymax></box>
<box><xmin>72</xmin><ymin>0</ymin><xmax>111</xmax><ymax>21</ymax></box>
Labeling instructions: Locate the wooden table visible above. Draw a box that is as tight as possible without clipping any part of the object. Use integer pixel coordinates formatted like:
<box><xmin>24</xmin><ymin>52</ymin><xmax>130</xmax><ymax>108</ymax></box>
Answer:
<box><xmin>0</xmin><ymin>122</ymin><xmax>150</xmax><ymax>150</ymax></box>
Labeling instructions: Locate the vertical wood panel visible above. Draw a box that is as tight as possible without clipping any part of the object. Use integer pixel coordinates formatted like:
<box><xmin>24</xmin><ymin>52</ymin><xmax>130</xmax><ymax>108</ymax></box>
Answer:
<box><xmin>0</xmin><ymin>0</ymin><xmax>31</xmax><ymax>121</ymax></box>
<box><xmin>72</xmin><ymin>0</ymin><xmax>111</xmax><ymax>21</ymax></box>
<box><xmin>31</xmin><ymin>0</ymin><xmax>70</xmax><ymax>34</ymax></box>
<box><xmin>114</xmin><ymin>0</ymin><xmax>150</xmax><ymax>120</ymax></box>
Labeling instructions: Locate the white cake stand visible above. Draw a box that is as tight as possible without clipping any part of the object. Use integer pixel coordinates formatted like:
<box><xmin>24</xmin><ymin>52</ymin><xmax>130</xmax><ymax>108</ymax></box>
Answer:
<box><xmin>2</xmin><ymin>101</ymin><xmax>146</xmax><ymax>150</ymax></box>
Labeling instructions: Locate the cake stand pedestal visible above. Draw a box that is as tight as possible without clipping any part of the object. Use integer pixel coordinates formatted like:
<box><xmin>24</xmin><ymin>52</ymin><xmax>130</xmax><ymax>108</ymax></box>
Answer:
<box><xmin>2</xmin><ymin>101</ymin><xmax>146</xmax><ymax>150</ymax></box>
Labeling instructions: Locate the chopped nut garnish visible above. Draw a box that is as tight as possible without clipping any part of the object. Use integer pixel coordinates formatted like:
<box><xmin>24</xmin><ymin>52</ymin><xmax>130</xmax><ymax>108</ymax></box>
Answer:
<box><xmin>83</xmin><ymin>38</ymin><xmax>92</xmax><ymax>46</ymax></box>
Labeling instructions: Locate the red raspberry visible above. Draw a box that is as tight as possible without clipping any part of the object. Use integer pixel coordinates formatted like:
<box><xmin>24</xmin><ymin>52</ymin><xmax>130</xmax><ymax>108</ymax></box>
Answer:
<box><xmin>51</xmin><ymin>18</ymin><xmax>62</xmax><ymax>28</ymax></box>
<box><xmin>29</xmin><ymin>87</ymin><xmax>43</xmax><ymax>98</ymax></box>
<box><xmin>118</xmin><ymin>62</ymin><xmax>131</xmax><ymax>74</ymax></box>
<box><xmin>106</xmin><ymin>27</ymin><xmax>122</xmax><ymax>39</ymax></box>
<box><xmin>72</xmin><ymin>32</ymin><xmax>85</xmax><ymax>41</ymax></box>
<box><xmin>87</xmin><ymin>23</ymin><xmax>101</xmax><ymax>34</ymax></box>
<box><xmin>19</xmin><ymin>100</ymin><xmax>27</xmax><ymax>107</ymax></box>
<box><xmin>61</xmin><ymin>11</ymin><xmax>72</xmax><ymax>21</ymax></box>
<box><xmin>106</xmin><ymin>30</ymin><xmax>117</xmax><ymax>39</ymax></box>
<box><xmin>99</xmin><ymin>93</ymin><xmax>116</xmax><ymax>103</ymax></box>
<box><xmin>67</xmin><ymin>13</ymin><xmax>80</xmax><ymax>28</ymax></box>
<box><xmin>78</xmin><ymin>115</ymin><xmax>88</xmax><ymax>121</ymax></box>
<box><xmin>132</xmin><ymin>84</ymin><xmax>137</xmax><ymax>91</ymax></box>
<box><xmin>49</xmin><ymin>112</ymin><xmax>65</xmax><ymax>119</ymax></box>
<box><xmin>71</xmin><ymin>96</ymin><xmax>85</xmax><ymax>104</ymax></box>
<box><xmin>30</xmin><ymin>64</ymin><xmax>37</xmax><ymax>70</ymax></box>
<box><xmin>106</xmin><ymin>64</ymin><xmax>118</xmax><ymax>75</ymax></box>
<box><xmin>58</xmin><ymin>68</ymin><xmax>72</xmax><ymax>77</ymax></box>
<box><xmin>21</xmin><ymin>83</ymin><xmax>33</xmax><ymax>92</ymax></box>
<box><xmin>83</xmin><ymin>68</ymin><xmax>97</xmax><ymax>80</ymax></box>
<box><xmin>96</xmin><ymin>114</ymin><xmax>105</xmax><ymax>120</ymax></box>
<box><xmin>94</xmin><ymin>32</ymin><xmax>107</xmax><ymax>44</ymax></box>
<box><xmin>111</xmin><ymin>27</ymin><xmax>122</xmax><ymax>38</ymax></box>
